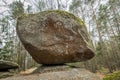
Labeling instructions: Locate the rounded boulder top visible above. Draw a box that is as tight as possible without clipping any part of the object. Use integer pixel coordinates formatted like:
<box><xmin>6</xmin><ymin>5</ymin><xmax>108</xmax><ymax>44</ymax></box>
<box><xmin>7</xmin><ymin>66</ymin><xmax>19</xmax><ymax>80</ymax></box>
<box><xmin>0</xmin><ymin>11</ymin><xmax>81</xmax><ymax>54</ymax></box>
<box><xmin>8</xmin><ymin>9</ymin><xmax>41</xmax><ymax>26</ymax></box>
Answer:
<box><xmin>17</xmin><ymin>10</ymin><xmax>94</xmax><ymax>65</ymax></box>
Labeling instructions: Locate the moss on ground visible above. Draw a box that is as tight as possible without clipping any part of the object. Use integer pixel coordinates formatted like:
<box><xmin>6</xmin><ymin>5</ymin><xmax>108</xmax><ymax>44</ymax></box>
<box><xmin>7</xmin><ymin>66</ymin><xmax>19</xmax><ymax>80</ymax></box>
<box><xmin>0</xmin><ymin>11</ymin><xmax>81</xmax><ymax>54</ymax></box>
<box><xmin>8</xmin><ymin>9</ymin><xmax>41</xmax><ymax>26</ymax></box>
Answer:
<box><xmin>103</xmin><ymin>71</ymin><xmax>120</xmax><ymax>80</ymax></box>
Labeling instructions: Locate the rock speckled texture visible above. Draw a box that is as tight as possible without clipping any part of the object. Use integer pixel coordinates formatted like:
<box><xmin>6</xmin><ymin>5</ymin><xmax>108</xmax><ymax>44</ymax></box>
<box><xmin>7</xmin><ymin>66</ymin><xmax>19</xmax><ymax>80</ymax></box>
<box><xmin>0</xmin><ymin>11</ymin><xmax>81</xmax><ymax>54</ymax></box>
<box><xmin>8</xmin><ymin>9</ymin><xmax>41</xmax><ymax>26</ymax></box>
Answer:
<box><xmin>17</xmin><ymin>10</ymin><xmax>94</xmax><ymax>64</ymax></box>
<box><xmin>0</xmin><ymin>68</ymin><xmax>101</xmax><ymax>80</ymax></box>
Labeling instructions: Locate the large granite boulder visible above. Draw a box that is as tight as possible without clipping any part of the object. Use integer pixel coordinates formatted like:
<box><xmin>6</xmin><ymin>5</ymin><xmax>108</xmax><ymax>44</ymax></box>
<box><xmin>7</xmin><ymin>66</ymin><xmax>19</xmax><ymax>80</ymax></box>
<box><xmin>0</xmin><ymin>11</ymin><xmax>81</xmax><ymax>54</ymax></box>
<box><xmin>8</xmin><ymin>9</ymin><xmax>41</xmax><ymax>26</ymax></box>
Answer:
<box><xmin>0</xmin><ymin>60</ymin><xmax>18</xmax><ymax>71</ymax></box>
<box><xmin>17</xmin><ymin>10</ymin><xmax>94</xmax><ymax>65</ymax></box>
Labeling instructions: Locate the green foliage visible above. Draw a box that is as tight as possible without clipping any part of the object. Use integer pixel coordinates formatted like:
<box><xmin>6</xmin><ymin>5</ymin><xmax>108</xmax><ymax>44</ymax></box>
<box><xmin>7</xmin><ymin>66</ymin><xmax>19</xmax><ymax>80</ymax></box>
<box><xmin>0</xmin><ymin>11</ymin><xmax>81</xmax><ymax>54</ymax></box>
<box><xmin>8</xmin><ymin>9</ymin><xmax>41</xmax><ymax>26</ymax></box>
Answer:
<box><xmin>96</xmin><ymin>42</ymin><xmax>102</xmax><ymax>55</ymax></box>
<box><xmin>9</xmin><ymin>1</ymin><xmax>24</xmax><ymax>19</ymax></box>
<box><xmin>0</xmin><ymin>16</ymin><xmax>9</xmax><ymax>33</ymax></box>
<box><xmin>103</xmin><ymin>71</ymin><xmax>120</xmax><ymax>80</ymax></box>
<box><xmin>69</xmin><ymin>0</ymin><xmax>81</xmax><ymax>11</ymax></box>
<box><xmin>118</xmin><ymin>44</ymin><xmax>120</xmax><ymax>49</ymax></box>
<box><xmin>98</xmin><ymin>67</ymin><xmax>109</xmax><ymax>74</ymax></box>
<box><xmin>0</xmin><ymin>41</ymin><xmax>13</xmax><ymax>60</ymax></box>
<box><xmin>36</xmin><ymin>1</ymin><xmax>46</xmax><ymax>11</ymax></box>
<box><xmin>98</xmin><ymin>4</ymin><xmax>108</xmax><ymax>33</ymax></box>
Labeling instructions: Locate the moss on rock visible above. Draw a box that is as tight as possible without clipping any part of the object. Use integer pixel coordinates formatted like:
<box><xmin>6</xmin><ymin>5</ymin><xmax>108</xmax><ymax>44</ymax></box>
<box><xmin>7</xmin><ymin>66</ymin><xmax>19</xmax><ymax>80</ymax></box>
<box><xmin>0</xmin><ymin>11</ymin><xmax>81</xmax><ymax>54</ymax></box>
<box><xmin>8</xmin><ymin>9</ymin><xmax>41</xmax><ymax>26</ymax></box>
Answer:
<box><xmin>18</xmin><ymin>10</ymin><xmax>85</xmax><ymax>26</ymax></box>
<box><xmin>49</xmin><ymin>10</ymin><xmax>85</xmax><ymax>26</ymax></box>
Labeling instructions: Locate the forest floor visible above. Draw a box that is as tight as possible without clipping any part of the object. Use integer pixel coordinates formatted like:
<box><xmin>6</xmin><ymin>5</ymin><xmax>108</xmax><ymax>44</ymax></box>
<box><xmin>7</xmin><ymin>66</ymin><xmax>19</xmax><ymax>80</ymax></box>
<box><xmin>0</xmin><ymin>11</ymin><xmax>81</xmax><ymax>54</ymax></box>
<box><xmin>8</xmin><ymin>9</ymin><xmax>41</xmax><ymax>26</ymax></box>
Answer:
<box><xmin>0</xmin><ymin>67</ymin><xmax>104</xmax><ymax>80</ymax></box>
<box><xmin>96</xmin><ymin>72</ymin><xmax>105</xmax><ymax>79</ymax></box>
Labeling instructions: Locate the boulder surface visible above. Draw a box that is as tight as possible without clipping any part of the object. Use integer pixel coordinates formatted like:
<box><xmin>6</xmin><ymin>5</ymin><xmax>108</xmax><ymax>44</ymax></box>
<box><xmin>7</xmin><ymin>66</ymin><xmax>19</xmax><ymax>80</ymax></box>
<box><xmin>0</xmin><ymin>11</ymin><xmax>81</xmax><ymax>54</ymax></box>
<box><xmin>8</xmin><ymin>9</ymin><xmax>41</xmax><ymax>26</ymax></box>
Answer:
<box><xmin>17</xmin><ymin>10</ymin><xmax>94</xmax><ymax>64</ymax></box>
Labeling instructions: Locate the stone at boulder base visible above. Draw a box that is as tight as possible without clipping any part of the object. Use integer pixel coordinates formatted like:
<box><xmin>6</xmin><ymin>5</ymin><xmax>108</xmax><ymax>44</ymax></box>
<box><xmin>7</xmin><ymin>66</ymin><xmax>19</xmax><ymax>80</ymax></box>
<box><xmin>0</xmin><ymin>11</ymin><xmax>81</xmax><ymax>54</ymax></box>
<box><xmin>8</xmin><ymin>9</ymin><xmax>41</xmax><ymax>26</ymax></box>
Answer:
<box><xmin>17</xmin><ymin>10</ymin><xmax>94</xmax><ymax>65</ymax></box>
<box><xmin>0</xmin><ymin>60</ymin><xmax>18</xmax><ymax>71</ymax></box>
<box><xmin>0</xmin><ymin>68</ymin><xmax>101</xmax><ymax>80</ymax></box>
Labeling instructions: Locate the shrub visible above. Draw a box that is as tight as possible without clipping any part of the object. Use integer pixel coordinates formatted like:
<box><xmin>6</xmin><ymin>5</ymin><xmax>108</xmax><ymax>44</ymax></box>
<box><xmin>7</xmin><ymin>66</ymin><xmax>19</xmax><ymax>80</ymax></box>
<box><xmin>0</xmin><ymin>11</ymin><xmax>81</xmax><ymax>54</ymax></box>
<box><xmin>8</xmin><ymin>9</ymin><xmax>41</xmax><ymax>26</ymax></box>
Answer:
<box><xmin>103</xmin><ymin>71</ymin><xmax>120</xmax><ymax>80</ymax></box>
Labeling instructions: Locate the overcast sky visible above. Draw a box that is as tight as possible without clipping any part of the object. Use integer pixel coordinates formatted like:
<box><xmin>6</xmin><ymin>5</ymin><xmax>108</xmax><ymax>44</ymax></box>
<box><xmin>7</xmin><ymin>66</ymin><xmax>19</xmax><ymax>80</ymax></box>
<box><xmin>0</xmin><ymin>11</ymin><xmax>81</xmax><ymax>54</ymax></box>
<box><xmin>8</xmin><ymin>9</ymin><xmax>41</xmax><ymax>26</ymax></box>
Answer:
<box><xmin>0</xmin><ymin>0</ymin><xmax>108</xmax><ymax>14</ymax></box>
